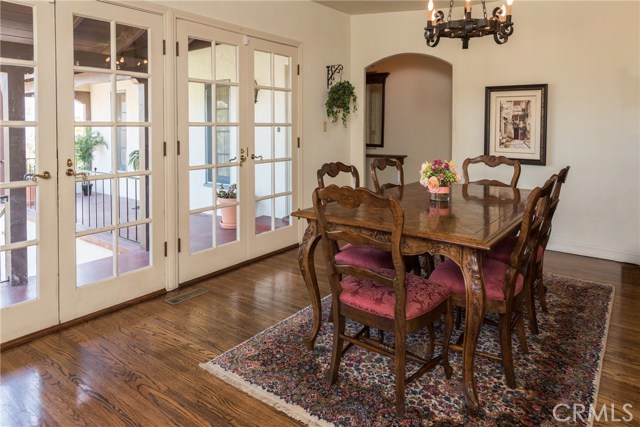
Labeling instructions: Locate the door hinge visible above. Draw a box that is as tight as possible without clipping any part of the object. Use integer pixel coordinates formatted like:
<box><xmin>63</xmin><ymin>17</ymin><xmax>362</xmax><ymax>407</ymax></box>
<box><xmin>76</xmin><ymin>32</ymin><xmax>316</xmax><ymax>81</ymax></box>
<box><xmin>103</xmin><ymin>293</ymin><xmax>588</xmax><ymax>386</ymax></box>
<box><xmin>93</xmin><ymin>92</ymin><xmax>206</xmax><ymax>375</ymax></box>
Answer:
<box><xmin>176</xmin><ymin>41</ymin><xmax>179</xmax><ymax>56</ymax></box>
<box><xmin>297</xmin><ymin>64</ymin><xmax>300</xmax><ymax>75</ymax></box>
<box><xmin>164</xmin><ymin>241</ymin><xmax>168</xmax><ymax>257</ymax></box>
<box><xmin>297</xmin><ymin>137</ymin><xmax>300</xmax><ymax>148</ymax></box>
<box><xmin>163</xmin><ymin>40</ymin><xmax>166</xmax><ymax>55</ymax></box>
<box><xmin>163</xmin><ymin>141</ymin><xmax>167</xmax><ymax>156</ymax></box>
<box><xmin>178</xmin><ymin>238</ymin><xmax>182</xmax><ymax>253</ymax></box>
<box><xmin>177</xmin><ymin>140</ymin><xmax>181</xmax><ymax>155</ymax></box>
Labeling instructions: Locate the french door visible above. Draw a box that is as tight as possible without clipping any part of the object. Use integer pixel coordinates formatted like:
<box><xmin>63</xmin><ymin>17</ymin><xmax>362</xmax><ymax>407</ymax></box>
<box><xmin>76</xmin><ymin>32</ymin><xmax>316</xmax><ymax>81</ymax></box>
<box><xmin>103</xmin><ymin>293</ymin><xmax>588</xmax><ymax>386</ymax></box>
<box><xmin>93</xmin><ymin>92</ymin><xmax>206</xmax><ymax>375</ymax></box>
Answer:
<box><xmin>0</xmin><ymin>0</ymin><xmax>58</xmax><ymax>342</ymax></box>
<box><xmin>1</xmin><ymin>0</ymin><xmax>166</xmax><ymax>343</ymax></box>
<box><xmin>176</xmin><ymin>20</ymin><xmax>298</xmax><ymax>283</ymax></box>
<box><xmin>56</xmin><ymin>1</ymin><xmax>166</xmax><ymax>321</ymax></box>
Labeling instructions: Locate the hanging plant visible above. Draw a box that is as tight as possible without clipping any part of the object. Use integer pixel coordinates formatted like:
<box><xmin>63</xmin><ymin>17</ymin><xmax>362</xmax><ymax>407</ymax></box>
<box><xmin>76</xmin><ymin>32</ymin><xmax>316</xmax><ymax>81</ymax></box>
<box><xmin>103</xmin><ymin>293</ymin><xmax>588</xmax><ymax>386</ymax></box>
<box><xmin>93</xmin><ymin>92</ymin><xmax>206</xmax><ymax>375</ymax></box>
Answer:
<box><xmin>325</xmin><ymin>80</ymin><xmax>357</xmax><ymax>127</ymax></box>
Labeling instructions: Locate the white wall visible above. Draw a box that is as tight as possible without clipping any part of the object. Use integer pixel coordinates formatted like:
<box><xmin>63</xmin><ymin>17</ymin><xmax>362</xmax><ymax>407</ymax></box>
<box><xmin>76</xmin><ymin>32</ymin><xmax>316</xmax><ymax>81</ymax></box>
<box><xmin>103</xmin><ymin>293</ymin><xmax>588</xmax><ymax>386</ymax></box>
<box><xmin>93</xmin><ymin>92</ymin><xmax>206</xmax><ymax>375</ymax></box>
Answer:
<box><xmin>364</xmin><ymin>54</ymin><xmax>452</xmax><ymax>189</ymax></box>
<box><xmin>351</xmin><ymin>2</ymin><xmax>640</xmax><ymax>264</ymax></box>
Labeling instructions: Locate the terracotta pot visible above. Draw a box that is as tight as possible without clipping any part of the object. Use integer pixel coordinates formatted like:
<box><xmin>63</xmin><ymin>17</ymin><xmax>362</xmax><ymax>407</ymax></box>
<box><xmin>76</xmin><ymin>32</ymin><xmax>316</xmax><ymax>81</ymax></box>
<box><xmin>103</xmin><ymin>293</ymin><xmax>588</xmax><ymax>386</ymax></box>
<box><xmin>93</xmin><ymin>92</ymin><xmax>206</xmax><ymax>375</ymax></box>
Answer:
<box><xmin>218</xmin><ymin>197</ymin><xmax>237</xmax><ymax>229</ymax></box>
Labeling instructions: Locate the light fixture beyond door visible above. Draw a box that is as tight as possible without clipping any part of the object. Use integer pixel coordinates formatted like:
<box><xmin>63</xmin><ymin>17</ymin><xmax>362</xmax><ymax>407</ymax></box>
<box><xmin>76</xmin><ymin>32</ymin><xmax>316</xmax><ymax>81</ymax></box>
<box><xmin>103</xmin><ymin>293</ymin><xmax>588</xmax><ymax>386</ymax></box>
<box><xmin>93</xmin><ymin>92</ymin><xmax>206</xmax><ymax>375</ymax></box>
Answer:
<box><xmin>424</xmin><ymin>0</ymin><xmax>513</xmax><ymax>49</ymax></box>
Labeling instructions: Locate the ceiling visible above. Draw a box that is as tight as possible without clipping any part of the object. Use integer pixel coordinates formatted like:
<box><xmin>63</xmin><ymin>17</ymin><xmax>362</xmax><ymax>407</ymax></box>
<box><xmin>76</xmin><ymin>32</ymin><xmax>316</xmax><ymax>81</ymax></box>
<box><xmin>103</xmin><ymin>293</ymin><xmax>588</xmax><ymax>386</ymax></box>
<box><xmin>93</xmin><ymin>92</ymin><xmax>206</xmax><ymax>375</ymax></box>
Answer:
<box><xmin>313</xmin><ymin>1</ymin><xmax>478</xmax><ymax>15</ymax></box>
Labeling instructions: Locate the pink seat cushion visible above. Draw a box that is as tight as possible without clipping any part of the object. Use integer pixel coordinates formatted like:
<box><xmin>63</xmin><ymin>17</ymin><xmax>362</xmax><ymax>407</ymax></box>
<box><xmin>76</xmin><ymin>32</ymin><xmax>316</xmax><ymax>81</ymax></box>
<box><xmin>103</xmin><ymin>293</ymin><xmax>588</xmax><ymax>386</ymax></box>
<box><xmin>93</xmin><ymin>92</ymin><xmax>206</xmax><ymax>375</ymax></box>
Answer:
<box><xmin>429</xmin><ymin>258</ymin><xmax>524</xmax><ymax>301</ymax></box>
<box><xmin>487</xmin><ymin>235</ymin><xmax>544</xmax><ymax>264</ymax></box>
<box><xmin>339</xmin><ymin>269</ymin><xmax>450</xmax><ymax>320</ymax></box>
<box><xmin>335</xmin><ymin>243</ymin><xmax>394</xmax><ymax>270</ymax></box>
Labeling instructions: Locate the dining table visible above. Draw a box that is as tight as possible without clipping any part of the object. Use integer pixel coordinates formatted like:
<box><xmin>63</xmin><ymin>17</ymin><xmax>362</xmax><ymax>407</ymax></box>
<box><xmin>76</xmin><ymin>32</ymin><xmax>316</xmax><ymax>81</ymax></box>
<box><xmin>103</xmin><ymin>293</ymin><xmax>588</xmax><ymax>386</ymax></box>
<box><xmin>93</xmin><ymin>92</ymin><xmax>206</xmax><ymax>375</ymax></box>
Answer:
<box><xmin>291</xmin><ymin>182</ymin><xmax>529</xmax><ymax>415</ymax></box>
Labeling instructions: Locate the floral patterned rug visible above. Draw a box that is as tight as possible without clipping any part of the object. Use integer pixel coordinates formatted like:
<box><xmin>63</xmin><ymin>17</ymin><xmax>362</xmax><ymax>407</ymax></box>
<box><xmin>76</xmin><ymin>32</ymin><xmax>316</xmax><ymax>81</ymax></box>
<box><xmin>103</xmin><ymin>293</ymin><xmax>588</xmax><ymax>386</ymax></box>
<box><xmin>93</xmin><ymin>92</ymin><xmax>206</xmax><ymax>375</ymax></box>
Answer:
<box><xmin>200</xmin><ymin>274</ymin><xmax>613</xmax><ymax>426</ymax></box>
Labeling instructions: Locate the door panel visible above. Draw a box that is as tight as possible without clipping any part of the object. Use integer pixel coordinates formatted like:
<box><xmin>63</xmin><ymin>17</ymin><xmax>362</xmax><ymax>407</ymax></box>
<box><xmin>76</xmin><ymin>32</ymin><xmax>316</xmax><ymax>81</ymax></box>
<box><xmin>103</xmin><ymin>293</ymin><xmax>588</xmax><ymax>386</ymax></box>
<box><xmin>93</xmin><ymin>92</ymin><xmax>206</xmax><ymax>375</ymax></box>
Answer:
<box><xmin>0</xmin><ymin>0</ymin><xmax>58</xmax><ymax>343</ymax></box>
<box><xmin>56</xmin><ymin>1</ymin><xmax>165</xmax><ymax>321</ymax></box>
<box><xmin>246</xmin><ymin>39</ymin><xmax>298</xmax><ymax>257</ymax></box>
<box><xmin>177</xmin><ymin>21</ymin><xmax>246</xmax><ymax>283</ymax></box>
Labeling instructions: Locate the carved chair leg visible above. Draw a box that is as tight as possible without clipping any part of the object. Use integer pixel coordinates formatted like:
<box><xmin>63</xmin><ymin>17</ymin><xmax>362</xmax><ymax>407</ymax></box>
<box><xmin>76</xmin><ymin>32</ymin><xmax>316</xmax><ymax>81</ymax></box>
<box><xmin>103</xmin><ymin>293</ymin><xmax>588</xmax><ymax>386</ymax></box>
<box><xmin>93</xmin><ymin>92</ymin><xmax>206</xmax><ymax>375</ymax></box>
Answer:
<box><xmin>442</xmin><ymin>300</ymin><xmax>454</xmax><ymax>378</ymax></box>
<box><xmin>537</xmin><ymin>274</ymin><xmax>549</xmax><ymax>313</ymax></box>
<box><xmin>377</xmin><ymin>329</ymin><xmax>385</xmax><ymax>343</ymax></box>
<box><xmin>427</xmin><ymin>324</ymin><xmax>435</xmax><ymax>358</ymax></box>
<box><xmin>328</xmin><ymin>310</ymin><xmax>345</xmax><ymax>385</ymax></box>
<box><xmin>454</xmin><ymin>307</ymin><xmax>463</xmax><ymax>330</ymax></box>
<box><xmin>516</xmin><ymin>307</ymin><xmax>529</xmax><ymax>354</ymax></box>
<box><xmin>498</xmin><ymin>313</ymin><xmax>517</xmax><ymax>389</ymax></box>
<box><xmin>395</xmin><ymin>327</ymin><xmax>406</xmax><ymax>418</ymax></box>
<box><xmin>526</xmin><ymin>277</ymin><xmax>539</xmax><ymax>335</ymax></box>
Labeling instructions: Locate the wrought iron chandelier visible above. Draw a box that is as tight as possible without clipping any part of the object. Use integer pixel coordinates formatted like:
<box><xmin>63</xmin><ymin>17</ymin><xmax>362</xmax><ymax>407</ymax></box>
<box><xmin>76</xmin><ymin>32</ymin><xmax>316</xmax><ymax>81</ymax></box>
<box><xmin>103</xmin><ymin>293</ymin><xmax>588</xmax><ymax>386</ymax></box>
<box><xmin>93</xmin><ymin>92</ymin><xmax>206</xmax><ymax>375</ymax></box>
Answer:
<box><xmin>424</xmin><ymin>0</ymin><xmax>514</xmax><ymax>49</ymax></box>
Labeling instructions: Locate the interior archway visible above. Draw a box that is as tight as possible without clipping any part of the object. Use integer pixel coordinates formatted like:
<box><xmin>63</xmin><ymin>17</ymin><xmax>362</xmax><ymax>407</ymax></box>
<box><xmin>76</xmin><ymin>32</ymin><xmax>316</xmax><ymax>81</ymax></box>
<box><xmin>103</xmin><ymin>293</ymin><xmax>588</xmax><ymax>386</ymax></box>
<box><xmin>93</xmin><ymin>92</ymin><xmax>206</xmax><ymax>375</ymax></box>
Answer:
<box><xmin>364</xmin><ymin>54</ymin><xmax>452</xmax><ymax>189</ymax></box>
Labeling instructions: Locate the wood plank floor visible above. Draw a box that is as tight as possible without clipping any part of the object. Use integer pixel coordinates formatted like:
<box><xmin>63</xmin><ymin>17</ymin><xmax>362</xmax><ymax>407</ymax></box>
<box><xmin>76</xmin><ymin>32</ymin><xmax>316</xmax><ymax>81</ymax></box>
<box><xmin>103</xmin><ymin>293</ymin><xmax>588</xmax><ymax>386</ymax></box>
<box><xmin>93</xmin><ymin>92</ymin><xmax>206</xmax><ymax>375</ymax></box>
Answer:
<box><xmin>1</xmin><ymin>250</ymin><xmax>638</xmax><ymax>426</ymax></box>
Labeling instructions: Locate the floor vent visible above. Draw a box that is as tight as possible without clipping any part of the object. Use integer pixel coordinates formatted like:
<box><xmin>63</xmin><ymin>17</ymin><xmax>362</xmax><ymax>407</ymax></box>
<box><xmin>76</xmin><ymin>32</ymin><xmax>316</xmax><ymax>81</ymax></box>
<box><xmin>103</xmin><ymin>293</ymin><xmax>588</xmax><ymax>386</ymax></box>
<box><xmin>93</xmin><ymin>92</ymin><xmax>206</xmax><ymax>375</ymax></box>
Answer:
<box><xmin>165</xmin><ymin>288</ymin><xmax>208</xmax><ymax>305</ymax></box>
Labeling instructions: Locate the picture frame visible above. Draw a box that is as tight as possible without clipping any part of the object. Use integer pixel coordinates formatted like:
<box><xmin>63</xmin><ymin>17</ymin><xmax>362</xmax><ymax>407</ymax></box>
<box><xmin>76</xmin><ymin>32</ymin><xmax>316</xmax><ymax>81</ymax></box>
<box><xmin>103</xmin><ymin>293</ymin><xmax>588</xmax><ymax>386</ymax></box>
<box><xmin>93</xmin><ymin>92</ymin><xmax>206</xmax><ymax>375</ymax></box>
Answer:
<box><xmin>484</xmin><ymin>84</ymin><xmax>548</xmax><ymax>166</ymax></box>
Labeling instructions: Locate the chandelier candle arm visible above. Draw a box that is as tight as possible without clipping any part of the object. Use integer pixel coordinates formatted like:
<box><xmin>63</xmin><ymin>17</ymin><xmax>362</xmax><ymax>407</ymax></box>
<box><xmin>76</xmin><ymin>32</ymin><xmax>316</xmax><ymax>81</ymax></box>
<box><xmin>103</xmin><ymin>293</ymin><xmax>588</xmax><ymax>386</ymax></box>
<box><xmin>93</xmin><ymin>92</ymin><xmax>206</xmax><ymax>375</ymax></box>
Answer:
<box><xmin>424</xmin><ymin>0</ymin><xmax>514</xmax><ymax>49</ymax></box>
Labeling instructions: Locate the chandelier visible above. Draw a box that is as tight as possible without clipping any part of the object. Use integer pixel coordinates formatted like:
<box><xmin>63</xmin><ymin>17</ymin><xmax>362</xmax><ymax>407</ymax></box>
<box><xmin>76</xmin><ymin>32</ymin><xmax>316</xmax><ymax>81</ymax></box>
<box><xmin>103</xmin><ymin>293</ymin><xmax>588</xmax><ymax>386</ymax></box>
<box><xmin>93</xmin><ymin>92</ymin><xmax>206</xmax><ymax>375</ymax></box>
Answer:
<box><xmin>424</xmin><ymin>0</ymin><xmax>514</xmax><ymax>49</ymax></box>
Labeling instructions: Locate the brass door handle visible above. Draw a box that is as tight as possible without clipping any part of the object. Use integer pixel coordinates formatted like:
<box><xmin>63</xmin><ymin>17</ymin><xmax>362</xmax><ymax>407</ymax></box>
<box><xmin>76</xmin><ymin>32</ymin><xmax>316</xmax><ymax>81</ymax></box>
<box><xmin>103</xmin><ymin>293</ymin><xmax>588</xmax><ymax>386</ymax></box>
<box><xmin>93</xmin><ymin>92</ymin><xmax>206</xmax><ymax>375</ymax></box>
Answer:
<box><xmin>65</xmin><ymin>168</ymin><xmax>88</xmax><ymax>180</ymax></box>
<box><xmin>65</xmin><ymin>159</ymin><xmax>88</xmax><ymax>180</ymax></box>
<box><xmin>24</xmin><ymin>171</ymin><xmax>51</xmax><ymax>182</ymax></box>
<box><xmin>251</xmin><ymin>154</ymin><xmax>263</xmax><ymax>161</ymax></box>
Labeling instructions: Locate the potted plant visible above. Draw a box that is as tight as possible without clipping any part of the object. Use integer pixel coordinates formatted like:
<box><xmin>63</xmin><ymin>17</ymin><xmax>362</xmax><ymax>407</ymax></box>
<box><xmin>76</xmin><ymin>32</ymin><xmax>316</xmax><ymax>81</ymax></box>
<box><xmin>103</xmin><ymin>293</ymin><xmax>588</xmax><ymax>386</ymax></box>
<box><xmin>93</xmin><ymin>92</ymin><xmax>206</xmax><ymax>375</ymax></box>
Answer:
<box><xmin>75</xmin><ymin>128</ymin><xmax>107</xmax><ymax>195</ymax></box>
<box><xmin>128</xmin><ymin>149</ymin><xmax>140</xmax><ymax>171</ymax></box>
<box><xmin>217</xmin><ymin>183</ymin><xmax>237</xmax><ymax>229</ymax></box>
<box><xmin>325</xmin><ymin>80</ymin><xmax>357</xmax><ymax>127</ymax></box>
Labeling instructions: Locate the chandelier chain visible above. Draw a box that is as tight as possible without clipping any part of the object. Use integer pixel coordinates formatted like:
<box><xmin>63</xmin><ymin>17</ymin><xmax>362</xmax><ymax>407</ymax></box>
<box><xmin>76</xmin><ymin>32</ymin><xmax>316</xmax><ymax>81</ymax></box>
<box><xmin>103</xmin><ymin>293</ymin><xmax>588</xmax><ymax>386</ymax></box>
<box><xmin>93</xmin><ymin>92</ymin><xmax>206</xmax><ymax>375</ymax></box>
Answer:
<box><xmin>447</xmin><ymin>0</ymin><xmax>453</xmax><ymax>21</ymax></box>
<box><xmin>482</xmin><ymin>0</ymin><xmax>488</xmax><ymax>19</ymax></box>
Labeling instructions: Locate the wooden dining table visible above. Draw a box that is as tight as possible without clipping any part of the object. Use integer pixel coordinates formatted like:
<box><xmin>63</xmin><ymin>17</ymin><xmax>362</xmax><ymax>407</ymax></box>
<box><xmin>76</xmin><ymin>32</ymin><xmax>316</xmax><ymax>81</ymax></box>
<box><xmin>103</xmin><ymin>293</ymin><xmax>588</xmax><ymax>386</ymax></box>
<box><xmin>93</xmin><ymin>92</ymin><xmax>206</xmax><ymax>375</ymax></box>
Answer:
<box><xmin>291</xmin><ymin>182</ymin><xmax>529</xmax><ymax>415</ymax></box>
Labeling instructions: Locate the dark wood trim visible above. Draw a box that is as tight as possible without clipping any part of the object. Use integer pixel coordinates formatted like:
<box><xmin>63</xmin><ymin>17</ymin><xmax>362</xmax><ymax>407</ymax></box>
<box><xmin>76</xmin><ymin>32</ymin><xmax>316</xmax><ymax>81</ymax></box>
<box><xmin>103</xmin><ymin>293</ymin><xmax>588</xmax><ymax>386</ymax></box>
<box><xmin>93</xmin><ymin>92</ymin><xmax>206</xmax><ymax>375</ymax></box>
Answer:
<box><xmin>365</xmin><ymin>72</ymin><xmax>389</xmax><ymax>148</ymax></box>
<box><xmin>178</xmin><ymin>244</ymin><xmax>299</xmax><ymax>288</ymax></box>
<box><xmin>0</xmin><ymin>289</ymin><xmax>167</xmax><ymax>351</ymax></box>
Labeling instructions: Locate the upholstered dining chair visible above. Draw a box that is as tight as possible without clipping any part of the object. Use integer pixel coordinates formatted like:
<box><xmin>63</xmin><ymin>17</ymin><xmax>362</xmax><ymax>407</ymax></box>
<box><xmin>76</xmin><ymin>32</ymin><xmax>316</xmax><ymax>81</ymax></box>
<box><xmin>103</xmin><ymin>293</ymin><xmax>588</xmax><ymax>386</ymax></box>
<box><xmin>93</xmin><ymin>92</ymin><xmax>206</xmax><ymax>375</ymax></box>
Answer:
<box><xmin>316</xmin><ymin>162</ymin><xmax>394</xmax><ymax>271</ymax></box>
<box><xmin>429</xmin><ymin>182</ymin><xmax>551</xmax><ymax>389</ymax></box>
<box><xmin>370</xmin><ymin>157</ymin><xmax>404</xmax><ymax>193</ymax></box>
<box><xmin>462</xmin><ymin>155</ymin><xmax>521</xmax><ymax>188</ymax></box>
<box><xmin>487</xmin><ymin>166</ymin><xmax>570</xmax><ymax>334</ymax></box>
<box><xmin>313</xmin><ymin>185</ymin><xmax>453</xmax><ymax>417</ymax></box>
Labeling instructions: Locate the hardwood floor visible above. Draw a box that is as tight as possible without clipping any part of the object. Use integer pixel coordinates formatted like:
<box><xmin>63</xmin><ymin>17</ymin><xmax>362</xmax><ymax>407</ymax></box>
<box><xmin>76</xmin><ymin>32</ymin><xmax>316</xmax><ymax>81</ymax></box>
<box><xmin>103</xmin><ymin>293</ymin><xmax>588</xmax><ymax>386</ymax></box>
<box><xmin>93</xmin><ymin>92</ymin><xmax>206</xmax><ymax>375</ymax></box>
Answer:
<box><xmin>1</xmin><ymin>250</ymin><xmax>638</xmax><ymax>426</ymax></box>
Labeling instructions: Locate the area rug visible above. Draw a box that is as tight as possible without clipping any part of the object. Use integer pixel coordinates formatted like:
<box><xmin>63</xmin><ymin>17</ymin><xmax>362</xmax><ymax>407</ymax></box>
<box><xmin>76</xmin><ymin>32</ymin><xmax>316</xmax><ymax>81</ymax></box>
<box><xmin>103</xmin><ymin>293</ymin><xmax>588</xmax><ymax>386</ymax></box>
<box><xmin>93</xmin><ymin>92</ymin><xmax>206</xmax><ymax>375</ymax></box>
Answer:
<box><xmin>200</xmin><ymin>274</ymin><xmax>614</xmax><ymax>426</ymax></box>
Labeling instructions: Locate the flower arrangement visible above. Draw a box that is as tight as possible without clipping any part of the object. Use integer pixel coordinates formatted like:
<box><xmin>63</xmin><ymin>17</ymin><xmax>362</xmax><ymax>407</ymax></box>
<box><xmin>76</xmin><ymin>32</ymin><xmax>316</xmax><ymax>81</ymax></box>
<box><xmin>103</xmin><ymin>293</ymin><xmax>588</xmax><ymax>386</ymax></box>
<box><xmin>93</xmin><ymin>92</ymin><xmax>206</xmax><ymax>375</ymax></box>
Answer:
<box><xmin>217</xmin><ymin>183</ymin><xmax>237</xmax><ymax>199</ymax></box>
<box><xmin>419</xmin><ymin>159</ymin><xmax>461</xmax><ymax>192</ymax></box>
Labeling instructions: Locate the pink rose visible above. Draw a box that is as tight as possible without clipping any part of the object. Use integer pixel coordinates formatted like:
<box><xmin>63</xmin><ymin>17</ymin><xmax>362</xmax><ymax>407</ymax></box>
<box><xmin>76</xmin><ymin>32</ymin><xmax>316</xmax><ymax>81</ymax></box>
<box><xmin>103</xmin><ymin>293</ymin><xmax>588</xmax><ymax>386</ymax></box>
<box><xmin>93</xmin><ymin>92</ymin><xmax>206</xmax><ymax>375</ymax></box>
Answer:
<box><xmin>427</xmin><ymin>176</ymin><xmax>440</xmax><ymax>191</ymax></box>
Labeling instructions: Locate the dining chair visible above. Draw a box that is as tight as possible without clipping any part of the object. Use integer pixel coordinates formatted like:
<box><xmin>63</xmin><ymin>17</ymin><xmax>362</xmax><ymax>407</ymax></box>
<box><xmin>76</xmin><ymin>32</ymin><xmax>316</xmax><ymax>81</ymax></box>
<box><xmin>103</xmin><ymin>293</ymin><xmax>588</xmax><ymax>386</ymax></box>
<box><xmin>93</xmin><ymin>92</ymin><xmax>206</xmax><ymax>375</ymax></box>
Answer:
<box><xmin>487</xmin><ymin>166</ymin><xmax>570</xmax><ymax>333</ymax></box>
<box><xmin>462</xmin><ymin>155</ymin><xmax>521</xmax><ymax>188</ymax></box>
<box><xmin>316</xmin><ymin>162</ymin><xmax>394</xmax><ymax>271</ymax></box>
<box><xmin>429</xmin><ymin>182</ymin><xmax>551</xmax><ymax>388</ymax></box>
<box><xmin>317</xmin><ymin>161</ymin><xmax>360</xmax><ymax>189</ymax></box>
<box><xmin>313</xmin><ymin>185</ymin><xmax>453</xmax><ymax>417</ymax></box>
<box><xmin>370</xmin><ymin>157</ymin><xmax>404</xmax><ymax>193</ymax></box>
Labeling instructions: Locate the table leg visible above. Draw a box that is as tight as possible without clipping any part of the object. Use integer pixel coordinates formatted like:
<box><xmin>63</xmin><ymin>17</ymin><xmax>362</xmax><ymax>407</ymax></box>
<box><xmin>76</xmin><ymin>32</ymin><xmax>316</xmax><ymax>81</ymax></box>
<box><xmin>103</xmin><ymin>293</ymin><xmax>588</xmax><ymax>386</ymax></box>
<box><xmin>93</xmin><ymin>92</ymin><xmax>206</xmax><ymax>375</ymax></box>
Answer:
<box><xmin>297</xmin><ymin>219</ymin><xmax>322</xmax><ymax>350</ymax></box>
<box><xmin>460</xmin><ymin>247</ymin><xmax>485</xmax><ymax>415</ymax></box>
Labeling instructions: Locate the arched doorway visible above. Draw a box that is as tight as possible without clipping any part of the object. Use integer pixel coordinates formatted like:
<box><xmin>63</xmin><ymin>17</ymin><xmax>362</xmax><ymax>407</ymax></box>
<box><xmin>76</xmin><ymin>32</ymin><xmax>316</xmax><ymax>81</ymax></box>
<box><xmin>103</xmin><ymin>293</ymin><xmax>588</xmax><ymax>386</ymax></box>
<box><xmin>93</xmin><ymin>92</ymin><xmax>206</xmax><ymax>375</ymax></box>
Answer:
<box><xmin>364</xmin><ymin>54</ymin><xmax>452</xmax><ymax>188</ymax></box>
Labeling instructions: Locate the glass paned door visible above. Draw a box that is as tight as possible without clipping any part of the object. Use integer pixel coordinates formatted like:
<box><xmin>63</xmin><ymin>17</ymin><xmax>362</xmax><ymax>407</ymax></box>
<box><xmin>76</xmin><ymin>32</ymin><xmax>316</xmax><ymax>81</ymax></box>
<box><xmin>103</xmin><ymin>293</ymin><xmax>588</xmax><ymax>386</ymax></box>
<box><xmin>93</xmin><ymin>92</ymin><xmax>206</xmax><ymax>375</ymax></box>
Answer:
<box><xmin>177</xmin><ymin>23</ymin><xmax>298</xmax><ymax>283</ymax></box>
<box><xmin>247</xmin><ymin>39</ymin><xmax>298</xmax><ymax>258</ymax></box>
<box><xmin>177</xmin><ymin>21</ymin><xmax>246</xmax><ymax>283</ymax></box>
<box><xmin>0</xmin><ymin>0</ymin><xmax>58</xmax><ymax>343</ymax></box>
<box><xmin>56</xmin><ymin>1</ymin><xmax>165</xmax><ymax>322</ymax></box>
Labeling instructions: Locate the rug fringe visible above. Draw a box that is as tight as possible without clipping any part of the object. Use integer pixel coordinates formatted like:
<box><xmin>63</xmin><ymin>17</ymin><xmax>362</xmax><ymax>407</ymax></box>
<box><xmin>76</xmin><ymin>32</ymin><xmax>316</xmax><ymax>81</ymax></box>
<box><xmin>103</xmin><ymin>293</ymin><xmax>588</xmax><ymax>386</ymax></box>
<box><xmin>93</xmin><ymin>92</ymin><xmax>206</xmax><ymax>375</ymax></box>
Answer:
<box><xmin>200</xmin><ymin>361</ymin><xmax>335</xmax><ymax>427</ymax></box>
<box><xmin>586</xmin><ymin>283</ymin><xmax>615</xmax><ymax>427</ymax></box>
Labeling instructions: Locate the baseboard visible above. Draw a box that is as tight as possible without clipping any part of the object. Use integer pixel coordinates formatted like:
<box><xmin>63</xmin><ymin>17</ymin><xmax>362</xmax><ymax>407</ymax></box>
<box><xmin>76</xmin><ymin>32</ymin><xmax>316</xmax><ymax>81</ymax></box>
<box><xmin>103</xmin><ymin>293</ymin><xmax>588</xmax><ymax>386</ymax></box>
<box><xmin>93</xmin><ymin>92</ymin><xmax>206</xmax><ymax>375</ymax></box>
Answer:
<box><xmin>548</xmin><ymin>238</ymin><xmax>640</xmax><ymax>265</ymax></box>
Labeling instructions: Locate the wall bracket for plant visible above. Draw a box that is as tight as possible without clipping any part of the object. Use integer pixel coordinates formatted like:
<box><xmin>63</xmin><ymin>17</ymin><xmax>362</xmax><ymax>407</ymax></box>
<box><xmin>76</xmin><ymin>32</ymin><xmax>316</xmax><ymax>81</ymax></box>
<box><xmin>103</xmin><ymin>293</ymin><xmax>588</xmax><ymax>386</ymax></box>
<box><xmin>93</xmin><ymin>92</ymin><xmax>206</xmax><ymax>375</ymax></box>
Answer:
<box><xmin>326</xmin><ymin>64</ymin><xmax>343</xmax><ymax>88</ymax></box>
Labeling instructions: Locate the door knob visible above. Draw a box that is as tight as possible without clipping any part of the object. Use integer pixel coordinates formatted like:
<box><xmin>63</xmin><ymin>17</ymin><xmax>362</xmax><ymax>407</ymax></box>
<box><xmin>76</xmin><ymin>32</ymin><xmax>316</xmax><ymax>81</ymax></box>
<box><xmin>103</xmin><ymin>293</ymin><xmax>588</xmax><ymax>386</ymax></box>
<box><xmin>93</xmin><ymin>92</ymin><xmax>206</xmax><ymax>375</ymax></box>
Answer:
<box><xmin>23</xmin><ymin>171</ymin><xmax>51</xmax><ymax>182</ymax></box>
<box><xmin>251</xmin><ymin>154</ymin><xmax>263</xmax><ymax>161</ymax></box>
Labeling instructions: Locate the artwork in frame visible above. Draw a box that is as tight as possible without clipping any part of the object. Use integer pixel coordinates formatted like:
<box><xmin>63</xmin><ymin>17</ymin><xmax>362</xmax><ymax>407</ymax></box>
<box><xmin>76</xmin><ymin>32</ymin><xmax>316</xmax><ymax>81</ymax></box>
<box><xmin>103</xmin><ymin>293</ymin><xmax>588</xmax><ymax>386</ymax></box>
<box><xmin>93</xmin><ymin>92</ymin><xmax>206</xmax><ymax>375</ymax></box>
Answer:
<box><xmin>484</xmin><ymin>84</ymin><xmax>548</xmax><ymax>166</ymax></box>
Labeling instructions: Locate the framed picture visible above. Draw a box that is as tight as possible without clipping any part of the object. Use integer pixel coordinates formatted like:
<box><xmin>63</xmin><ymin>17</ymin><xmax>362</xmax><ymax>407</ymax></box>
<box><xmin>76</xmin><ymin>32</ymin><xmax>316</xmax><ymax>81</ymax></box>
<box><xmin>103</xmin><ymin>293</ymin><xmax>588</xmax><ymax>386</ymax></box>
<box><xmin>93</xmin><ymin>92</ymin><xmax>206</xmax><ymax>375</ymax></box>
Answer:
<box><xmin>484</xmin><ymin>84</ymin><xmax>548</xmax><ymax>165</ymax></box>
